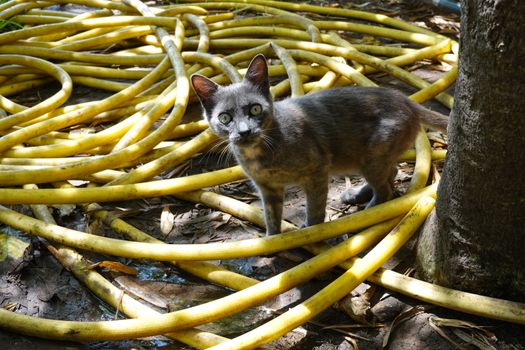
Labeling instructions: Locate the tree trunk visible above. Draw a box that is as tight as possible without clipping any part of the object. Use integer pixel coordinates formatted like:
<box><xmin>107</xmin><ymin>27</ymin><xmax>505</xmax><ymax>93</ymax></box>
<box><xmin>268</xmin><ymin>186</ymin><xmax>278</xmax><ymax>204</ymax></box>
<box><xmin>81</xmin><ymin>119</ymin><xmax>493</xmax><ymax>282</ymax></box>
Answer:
<box><xmin>416</xmin><ymin>0</ymin><xmax>525</xmax><ymax>301</ymax></box>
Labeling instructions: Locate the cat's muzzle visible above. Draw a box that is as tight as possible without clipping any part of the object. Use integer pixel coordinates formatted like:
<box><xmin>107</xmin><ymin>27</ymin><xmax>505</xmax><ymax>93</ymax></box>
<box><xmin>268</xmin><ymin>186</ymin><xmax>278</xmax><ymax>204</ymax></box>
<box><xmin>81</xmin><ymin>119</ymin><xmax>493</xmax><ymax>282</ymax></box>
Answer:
<box><xmin>232</xmin><ymin>130</ymin><xmax>260</xmax><ymax>145</ymax></box>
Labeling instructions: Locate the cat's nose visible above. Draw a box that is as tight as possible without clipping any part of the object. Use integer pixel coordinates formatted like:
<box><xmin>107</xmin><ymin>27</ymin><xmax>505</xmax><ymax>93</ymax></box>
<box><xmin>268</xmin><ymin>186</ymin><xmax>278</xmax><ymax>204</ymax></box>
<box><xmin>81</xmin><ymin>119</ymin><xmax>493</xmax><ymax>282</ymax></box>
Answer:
<box><xmin>238</xmin><ymin>121</ymin><xmax>251</xmax><ymax>137</ymax></box>
<box><xmin>239</xmin><ymin>129</ymin><xmax>251</xmax><ymax>137</ymax></box>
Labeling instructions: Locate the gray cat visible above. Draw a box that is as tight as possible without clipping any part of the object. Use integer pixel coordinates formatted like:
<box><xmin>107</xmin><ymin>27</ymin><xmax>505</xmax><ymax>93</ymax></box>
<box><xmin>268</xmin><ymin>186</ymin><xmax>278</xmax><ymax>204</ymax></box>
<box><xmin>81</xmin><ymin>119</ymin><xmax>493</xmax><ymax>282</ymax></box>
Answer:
<box><xmin>191</xmin><ymin>54</ymin><xmax>448</xmax><ymax>235</ymax></box>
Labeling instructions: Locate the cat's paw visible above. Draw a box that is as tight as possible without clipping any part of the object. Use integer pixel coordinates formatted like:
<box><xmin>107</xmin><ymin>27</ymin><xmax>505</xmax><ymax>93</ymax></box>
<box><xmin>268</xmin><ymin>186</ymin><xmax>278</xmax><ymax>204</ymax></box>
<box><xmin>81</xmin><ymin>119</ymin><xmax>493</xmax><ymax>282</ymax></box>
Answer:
<box><xmin>265</xmin><ymin>227</ymin><xmax>281</xmax><ymax>236</ymax></box>
<box><xmin>302</xmin><ymin>217</ymin><xmax>324</xmax><ymax>229</ymax></box>
<box><xmin>341</xmin><ymin>187</ymin><xmax>371</xmax><ymax>205</ymax></box>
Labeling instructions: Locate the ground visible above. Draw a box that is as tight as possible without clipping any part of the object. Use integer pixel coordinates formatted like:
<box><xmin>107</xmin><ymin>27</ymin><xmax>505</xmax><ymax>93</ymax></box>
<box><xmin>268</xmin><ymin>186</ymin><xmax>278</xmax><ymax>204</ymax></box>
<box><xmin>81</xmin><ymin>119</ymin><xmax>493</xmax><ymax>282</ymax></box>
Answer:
<box><xmin>1</xmin><ymin>1</ymin><xmax>524</xmax><ymax>349</ymax></box>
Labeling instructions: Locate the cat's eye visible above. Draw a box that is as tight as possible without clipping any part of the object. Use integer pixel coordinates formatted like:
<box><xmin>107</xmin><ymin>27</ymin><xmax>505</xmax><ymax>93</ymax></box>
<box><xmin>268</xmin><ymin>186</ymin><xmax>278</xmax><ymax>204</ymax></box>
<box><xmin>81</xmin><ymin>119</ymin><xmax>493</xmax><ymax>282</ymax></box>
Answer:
<box><xmin>218</xmin><ymin>112</ymin><xmax>232</xmax><ymax>124</ymax></box>
<box><xmin>249</xmin><ymin>104</ymin><xmax>262</xmax><ymax>116</ymax></box>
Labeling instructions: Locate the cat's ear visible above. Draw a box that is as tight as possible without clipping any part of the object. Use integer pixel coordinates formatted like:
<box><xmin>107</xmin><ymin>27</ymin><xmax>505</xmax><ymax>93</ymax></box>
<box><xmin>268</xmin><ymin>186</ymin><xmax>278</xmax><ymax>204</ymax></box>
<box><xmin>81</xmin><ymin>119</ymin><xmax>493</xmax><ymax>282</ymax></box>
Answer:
<box><xmin>244</xmin><ymin>54</ymin><xmax>270</xmax><ymax>97</ymax></box>
<box><xmin>191</xmin><ymin>74</ymin><xmax>219</xmax><ymax>105</ymax></box>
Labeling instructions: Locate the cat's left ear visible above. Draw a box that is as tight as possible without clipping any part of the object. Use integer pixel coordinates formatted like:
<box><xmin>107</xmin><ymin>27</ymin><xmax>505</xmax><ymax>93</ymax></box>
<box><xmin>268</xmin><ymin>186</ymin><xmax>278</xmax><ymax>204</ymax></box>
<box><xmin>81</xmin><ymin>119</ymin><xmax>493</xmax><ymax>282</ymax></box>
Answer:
<box><xmin>244</xmin><ymin>54</ymin><xmax>270</xmax><ymax>97</ymax></box>
<box><xmin>191</xmin><ymin>74</ymin><xmax>219</xmax><ymax>106</ymax></box>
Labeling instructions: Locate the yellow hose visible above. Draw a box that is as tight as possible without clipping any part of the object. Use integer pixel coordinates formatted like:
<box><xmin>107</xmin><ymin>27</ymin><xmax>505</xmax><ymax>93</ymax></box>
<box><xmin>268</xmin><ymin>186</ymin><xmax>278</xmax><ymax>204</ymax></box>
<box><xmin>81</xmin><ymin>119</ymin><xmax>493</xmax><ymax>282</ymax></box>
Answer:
<box><xmin>0</xmin><ymin>166</ymin><xmax>246</xmax><ymax>204</ymax></box>
<box><xmin>0</xmin><ymin>211</ymin><xmax>401</xmax><ymax>341</ymax></box>
<box><xmin>26</xmin><ymin>185</ymin><xmax>232</xmax><ymax>349</ymax></box>
<box><xmin>0</xmin><ymin>184</ymin><xmax>437</xmax><ymax>260</ymax></box>
<box><xmin>206</xmin><ymin>196</ymin><xmax>436</xmax><ymax>349</ymax></box>
<box><xmin>0</xmin><ymin>55</ymin><xmax>72</xmax><ymax>129</ymax></box>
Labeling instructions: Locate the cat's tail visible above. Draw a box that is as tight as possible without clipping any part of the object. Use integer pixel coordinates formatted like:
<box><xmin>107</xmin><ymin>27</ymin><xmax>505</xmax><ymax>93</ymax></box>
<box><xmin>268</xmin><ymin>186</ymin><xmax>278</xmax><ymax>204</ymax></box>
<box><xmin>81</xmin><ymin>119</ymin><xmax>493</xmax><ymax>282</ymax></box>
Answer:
<box><xmin>410</xmin><ymin>101</ymin><xmax>449</xmax><ymax>133</ymax></box>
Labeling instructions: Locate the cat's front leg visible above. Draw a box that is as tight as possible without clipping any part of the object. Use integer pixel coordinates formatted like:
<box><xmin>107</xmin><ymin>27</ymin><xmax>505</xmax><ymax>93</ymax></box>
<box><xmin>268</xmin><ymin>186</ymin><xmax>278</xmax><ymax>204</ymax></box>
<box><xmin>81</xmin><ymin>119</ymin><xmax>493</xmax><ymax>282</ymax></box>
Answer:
<box><xmin>258</xmin><ymin>183</ymin><xmax>284</xmax><ymax>235</ymax></box>
<box><xmin>303</xmin><ymin>176</ymin><xmax>329</xmax><ymax>228</ymax></box>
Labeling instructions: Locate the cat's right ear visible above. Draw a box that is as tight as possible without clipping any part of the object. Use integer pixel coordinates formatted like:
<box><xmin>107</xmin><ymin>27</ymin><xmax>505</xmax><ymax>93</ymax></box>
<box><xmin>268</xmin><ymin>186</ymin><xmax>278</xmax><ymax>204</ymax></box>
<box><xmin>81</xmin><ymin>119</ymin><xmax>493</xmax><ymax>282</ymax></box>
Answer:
<box><xmin>191</xmin><ymin>74</ymin><xmax>219</xmax><ymax>106</ymax></box>
<box><xmin>244</xmin><ymin>54</ymin><xmax>270</xmax><ymax>98</ymax></box>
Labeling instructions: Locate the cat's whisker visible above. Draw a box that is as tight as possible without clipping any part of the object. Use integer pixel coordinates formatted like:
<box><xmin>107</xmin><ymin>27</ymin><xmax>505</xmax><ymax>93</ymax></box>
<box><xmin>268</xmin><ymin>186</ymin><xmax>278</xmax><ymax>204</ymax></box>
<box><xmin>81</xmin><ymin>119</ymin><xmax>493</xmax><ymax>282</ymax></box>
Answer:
<box><xmin>218</xmin><ymin>143</ymin><xmax>233</xmax><ymax>167</ymax></box>
<box><xmin>261</xmin><ymin>134</ymin><xmax>276</xmax><ymax>154</ymax></box>
<box><xmin>202</xmin><ymin>138</ymin><xmax>229</xmax><ymax>167</ymax></box>
<box><xmin>226</xmin><ymin>147</ymin><xmax>236</xmax><ymax>166</ymax></box>
<box><xmin>201</xmin><ymin>139</ymin><xmax>223</xmax><ymax>161</ymax></box>
<box><xmin>217</xmin><ymin>141</ymin><xmax>233</xmax><ymax>167</ymax></box>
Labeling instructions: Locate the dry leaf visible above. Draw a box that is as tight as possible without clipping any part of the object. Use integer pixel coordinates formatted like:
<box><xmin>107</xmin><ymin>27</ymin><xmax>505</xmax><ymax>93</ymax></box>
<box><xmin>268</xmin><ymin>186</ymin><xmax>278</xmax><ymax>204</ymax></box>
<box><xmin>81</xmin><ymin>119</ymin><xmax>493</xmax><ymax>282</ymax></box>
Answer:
<box><xmin>429</xmin><ymin>316</ymin><xmax>497</xmax><ymax>350</ymax></box>
<box><xmin>429</xmin><ymin>317</ymin><xmax>497</xmax><ymax>340</ymax></box>
<box><xmin>160</xmin><ymin>205</ymin><xmax>175</xmax><ymax>235</ymax></box>
<box><xmin>87</xmin><ymin>217</ymin><xmax>105</xmax><ymax>236</ymax></box>
<box><xmin>66</xmin><ymin>179</ymin><xmax>89</xmax><ymax>187</ymax></box>
<box><xmin>3</xmin><ymin>233</ymin><xmax>31</xmax><ymax>260</ymax></box>
<box><xmin>337</xmin><ymin>294</ymin><xmax>372</xmax><ymax>325</ymax></box>
<box><xmin>428</xmin><ymin>319</ymin><xmax>466</xmax><ymax>349</ymax></box>
<box><xmin>0</xmin><ymin>230</ymin><xmax>33</xmax><ymax>274</ymax></box>
<box><xmin>383</xmin><ymin>305</ymin><xmax>429</xmax><ymax>348</ymax></box>
<box><xmin>89</xmin><ymin>261</ymin><xmax>138</xmax><ymax>275</ymax></box>
<box><xmin>452</xmin><ymin>329</ymin><xmax>497</xmax><ymax>350</ymax></box>
<box><xmin>114</xmin><ymin>276</ymin><xmax>170</xmax><ymax>309</ymax></box>
<box><xmin>182</xmin><ymin>211</ymin><xmax>224</xmax><ymax>225</ymax></box>
<box><xmin>114</xmin><ymin>276</ymin><xmax>229</xmax><ymax>310</ymax></box>
<box><xmin>3</xmin><ymin>303</ymin><xmax>18</xmax><ymax>311</ymax></box>
<box><xmin>52</xmin><ymin>204</ymin><xmax>76</xmax><ymax>217</ymax></box>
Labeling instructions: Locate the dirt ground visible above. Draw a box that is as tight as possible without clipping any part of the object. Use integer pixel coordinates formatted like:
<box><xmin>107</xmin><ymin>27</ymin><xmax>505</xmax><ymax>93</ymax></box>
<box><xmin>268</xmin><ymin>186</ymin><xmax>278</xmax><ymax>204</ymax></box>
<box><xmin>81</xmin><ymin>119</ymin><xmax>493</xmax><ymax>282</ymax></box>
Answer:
<box><xmin>1</xmin><ymin>1</ymin><xmax>525</xmax><ymax>349</ymax></box>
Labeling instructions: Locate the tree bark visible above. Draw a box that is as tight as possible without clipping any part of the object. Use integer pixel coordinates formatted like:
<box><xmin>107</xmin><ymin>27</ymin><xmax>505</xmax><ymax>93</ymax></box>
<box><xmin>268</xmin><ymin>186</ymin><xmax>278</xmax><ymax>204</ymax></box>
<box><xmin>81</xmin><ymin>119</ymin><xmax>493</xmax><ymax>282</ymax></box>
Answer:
<box><xmin>416</xmin><ymin>0</ymin><xmax>525</xmax><ymax>301</ymax></box>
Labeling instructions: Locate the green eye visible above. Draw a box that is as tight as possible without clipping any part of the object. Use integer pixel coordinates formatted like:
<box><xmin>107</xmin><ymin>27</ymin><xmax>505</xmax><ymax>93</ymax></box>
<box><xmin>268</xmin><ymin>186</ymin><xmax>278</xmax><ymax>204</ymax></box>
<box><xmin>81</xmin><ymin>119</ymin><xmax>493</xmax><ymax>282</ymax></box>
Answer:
<box><xmin>249</xmin><ymin>104</ymin><xmax>262</xmax><ymax>116</ymax></box>
<box><xmin>218</xmin><ymin>112</ymin><xmax>232</xmax><ymax>124</ymax></box>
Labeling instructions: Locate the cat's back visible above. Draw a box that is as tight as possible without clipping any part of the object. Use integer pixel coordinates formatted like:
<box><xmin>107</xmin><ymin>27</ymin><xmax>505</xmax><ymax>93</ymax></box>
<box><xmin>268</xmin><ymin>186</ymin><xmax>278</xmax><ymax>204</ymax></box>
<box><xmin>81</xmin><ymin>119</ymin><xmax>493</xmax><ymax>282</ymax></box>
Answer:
<box><xmin>279</xmin><ymin>86</ymin><xmax>416</xmax><ymax>139</ymax></box>
<box><xmin>274</xmin><ymin>86</ymin><xmax>420</xmax><ymax>170</ymax></box>
<box><xmin>283</xmin><ymin>86</ymin><xmax>412</xmax><ymax>122</ymax></box>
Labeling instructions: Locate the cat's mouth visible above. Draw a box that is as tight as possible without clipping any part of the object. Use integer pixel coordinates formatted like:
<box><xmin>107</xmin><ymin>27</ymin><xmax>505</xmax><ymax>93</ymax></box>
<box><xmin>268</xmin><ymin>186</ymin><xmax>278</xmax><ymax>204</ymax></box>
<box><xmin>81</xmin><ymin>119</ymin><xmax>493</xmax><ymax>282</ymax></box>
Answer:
<box><xmin>231</xmin><ymin>132</ymin><xmax>260</xmax><ymax>146</ymax></box>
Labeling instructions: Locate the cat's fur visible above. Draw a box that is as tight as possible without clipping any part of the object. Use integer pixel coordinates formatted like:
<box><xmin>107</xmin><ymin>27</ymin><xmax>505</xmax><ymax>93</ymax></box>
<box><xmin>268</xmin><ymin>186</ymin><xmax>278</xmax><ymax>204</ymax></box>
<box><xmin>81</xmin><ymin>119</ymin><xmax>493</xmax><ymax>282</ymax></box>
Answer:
<box><xmin>191</xmin><ymin>54</ymin><xmax>448</xmax><ymax>235</ymax></box>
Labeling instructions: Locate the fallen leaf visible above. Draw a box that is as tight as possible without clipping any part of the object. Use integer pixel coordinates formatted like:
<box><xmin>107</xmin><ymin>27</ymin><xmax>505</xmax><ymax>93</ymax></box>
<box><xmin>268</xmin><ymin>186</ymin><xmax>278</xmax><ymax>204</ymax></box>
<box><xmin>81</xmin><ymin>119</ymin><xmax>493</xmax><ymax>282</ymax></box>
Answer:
<box><xmin>0</xmin><ymin>228</ymin><xmax>33</xmax><ymax>275</ymax></box>
<box><xmin>428</xmin><ymin>319</ymin><xmax>465</xmax><ymax>349</ymax></box>
<box><xmin>429</xmin><ymin>317</ymin><xmax>497</xmax><ymax>341</ymax></box>
<box><xmin>160</xmin><ymin>205</ymin><xmax>175</xmax><ymax>235</ymax></box>
<box><xmin>336</xmin><ymin>293</ymin><xmax>373</xmax><ymax>325</ymax></box>
<box><xmin>86</xmin><ymin>216</ymin><xmax>105</xmax><ymax>236</ymax></box>
<box><xmin>452</xmin><ymin>328</ymin><xmax>497</xmax><ymax>350</ymax></box>
<box><xmin>53</xmin><ymin>204</ymin><xmax>76</xmax><ymax>217</ymax></box>
<box><xmin>88</xmin><ymin>261</ymin><xmax>138</xmax><ymax>276</ymax></box>
<box><xmin>3</xmin><ymin>303</ymin><xmax>18</xmax><ymax>311</ymax></box>
<box><xmin>114</xmin><ymin>276</ymin><xmax>229</xmax><ymax>310</ymax></box>
<box><xmin>383</xmin><ymin>305</ymin><xmax>430</xmax><ymax>348</ymax></box>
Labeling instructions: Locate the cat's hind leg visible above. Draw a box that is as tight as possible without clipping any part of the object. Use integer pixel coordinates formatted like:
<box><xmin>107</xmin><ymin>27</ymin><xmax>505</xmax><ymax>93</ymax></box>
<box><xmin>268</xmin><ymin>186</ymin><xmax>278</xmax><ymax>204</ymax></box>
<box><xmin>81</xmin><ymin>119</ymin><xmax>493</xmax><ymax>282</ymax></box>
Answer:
<box><xmin>340</xmin><ymin>160</ymin><xmax>398</xmax><ymax>206</ymax></box>
<box><xmin>303</xmin><ymin>175</ymin><xmax>329</xmax><ymax>228</ymax></box>
<box><xmin>360</xmin><ymin>163</ymin><xmax>397</xmax><ymax>208</ymax></box>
